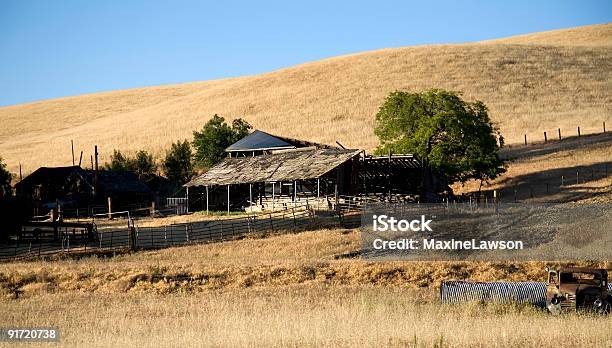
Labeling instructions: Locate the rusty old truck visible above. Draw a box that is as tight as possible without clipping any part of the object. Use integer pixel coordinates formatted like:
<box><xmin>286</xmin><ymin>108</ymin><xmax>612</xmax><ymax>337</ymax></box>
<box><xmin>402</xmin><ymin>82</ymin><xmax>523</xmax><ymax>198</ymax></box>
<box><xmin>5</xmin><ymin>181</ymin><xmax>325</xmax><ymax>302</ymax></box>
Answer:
<box><xmin>546</xmin><ymin>267</ymin><xmax>611</xmax><ymax>314</ymax></box>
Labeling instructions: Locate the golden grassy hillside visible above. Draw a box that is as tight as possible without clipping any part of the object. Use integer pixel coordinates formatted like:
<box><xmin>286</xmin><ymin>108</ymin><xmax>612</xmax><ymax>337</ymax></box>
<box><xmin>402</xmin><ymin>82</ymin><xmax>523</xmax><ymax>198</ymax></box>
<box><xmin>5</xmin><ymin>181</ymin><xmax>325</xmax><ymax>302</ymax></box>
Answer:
<box><xmin>0</xmin><ymin>24</ymin><xmax>610</xmax><ymax>174</ymax></box>
<box><xmin>483</xmin><ymin>23</ymin><xmax>612</xmax><ymax>46</ymax></box>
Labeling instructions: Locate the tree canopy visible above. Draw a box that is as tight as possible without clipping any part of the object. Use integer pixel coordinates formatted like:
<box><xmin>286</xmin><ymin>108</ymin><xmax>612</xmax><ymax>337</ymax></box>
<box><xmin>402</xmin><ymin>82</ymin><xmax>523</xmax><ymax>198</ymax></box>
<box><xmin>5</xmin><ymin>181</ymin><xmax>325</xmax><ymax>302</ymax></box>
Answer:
<box><xmin>374</xmin><ymin>89</ymin><xmax>506</xmax><ymax>186</ymax></box>
<box><xmin>0</xmin><ymin>157</ymin><xmax>12</xmax><ymax>199</ymax></box>
<box><xmin>105</xmin><ymin>149</ymin><xmax>157</xmax><ymax>180</ymax></box>
<box><xmin>163</xmin><ymin>140</ymin><xmax>194</xmax><ymax>186</ymax></box>
<box><xmin>193</xmin><ymin>115</ymin><xmax>251</xmax><ymax>168</ymax></box>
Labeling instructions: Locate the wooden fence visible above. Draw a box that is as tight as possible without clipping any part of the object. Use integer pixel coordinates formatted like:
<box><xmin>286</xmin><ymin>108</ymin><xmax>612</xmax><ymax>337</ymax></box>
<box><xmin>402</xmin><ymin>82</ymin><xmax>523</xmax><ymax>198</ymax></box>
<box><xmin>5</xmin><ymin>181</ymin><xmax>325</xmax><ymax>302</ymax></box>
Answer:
<box><xmin>521</xmin><ymin>122</ymin><xmax>607</xmax><ymax>145</ymax></box>
<box><xmin>0</xmin><ymin>207</ymin><xmax>313</xmax><ymax>262</ymax></box>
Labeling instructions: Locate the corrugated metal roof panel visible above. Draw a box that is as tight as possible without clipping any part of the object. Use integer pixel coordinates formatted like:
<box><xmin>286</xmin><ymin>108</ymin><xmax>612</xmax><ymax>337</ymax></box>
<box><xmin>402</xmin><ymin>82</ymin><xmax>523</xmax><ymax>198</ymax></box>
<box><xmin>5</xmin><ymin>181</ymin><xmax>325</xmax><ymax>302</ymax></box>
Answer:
<box><xmin>225</xmin><ymin>130</ymin><xmax>295</xmax><ymax>152</ymax></box>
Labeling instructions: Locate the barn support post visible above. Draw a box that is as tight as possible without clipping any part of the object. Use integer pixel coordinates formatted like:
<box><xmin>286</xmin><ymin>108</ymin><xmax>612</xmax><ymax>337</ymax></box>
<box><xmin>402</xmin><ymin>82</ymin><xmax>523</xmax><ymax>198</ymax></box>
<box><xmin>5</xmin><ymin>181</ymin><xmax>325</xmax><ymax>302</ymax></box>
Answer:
<box><xmin>249</xmin><ymin>183</ymin><xmax>253</xmax><ymax>214</ymax></box>
<box><xmin>316</xmin><ymin>178</ymin><xmax>320</xmax><ymax>211</ymax></box>
<box><xmin>272</xmin><ymin>182</ymin><xmax>276</xmax><ymax>210</ymax></box>
<box><xmin>205</xmin><ymin>185</ymin><xmax>209</xmax><ymax>215</ymax></box>
<box><xmin>334</xmin><ymin>183</ymin><xmax>338</xmax><ymax>211</ymax></box>
<box><xmin>227</xmin><ymin>184</ymin><xmax>230</xmax><ymax>215</ymax></box>
<box><xmin>186</xmin><ymin>186</ymin><xmax>189</xmax><ymax>214</ymax></box>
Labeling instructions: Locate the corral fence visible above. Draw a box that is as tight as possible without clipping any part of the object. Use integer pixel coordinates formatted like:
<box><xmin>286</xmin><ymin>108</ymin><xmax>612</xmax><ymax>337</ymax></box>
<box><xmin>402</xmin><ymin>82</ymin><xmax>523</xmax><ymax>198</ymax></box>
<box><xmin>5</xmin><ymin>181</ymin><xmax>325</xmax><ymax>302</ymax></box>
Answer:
<box><xmin>166</xmin><ymin>197</ymin><xmax>188</xmax><ymax>215</ymax></box>
<box><xmin>0</xmin><ymin>207</ymin><xmax>313</xmax><ymax>262</ymax></box>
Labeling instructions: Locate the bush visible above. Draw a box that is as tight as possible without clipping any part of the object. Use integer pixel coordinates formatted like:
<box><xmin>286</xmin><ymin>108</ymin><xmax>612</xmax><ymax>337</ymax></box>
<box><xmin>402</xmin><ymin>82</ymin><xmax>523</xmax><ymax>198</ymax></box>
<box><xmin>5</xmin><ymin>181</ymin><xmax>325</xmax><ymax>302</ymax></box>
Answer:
<box><xmin>163</xmin><ymin>140</ymin><xmax>194</xmax><ymax>187</ymax></box>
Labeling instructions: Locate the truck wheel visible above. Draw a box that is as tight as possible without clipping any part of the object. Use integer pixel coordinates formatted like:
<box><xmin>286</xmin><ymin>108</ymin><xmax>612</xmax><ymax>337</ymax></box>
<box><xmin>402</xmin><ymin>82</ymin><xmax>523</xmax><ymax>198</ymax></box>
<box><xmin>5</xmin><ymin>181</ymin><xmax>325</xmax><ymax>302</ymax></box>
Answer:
<box><xmin>593</xmin><ymin>299</ymin><xmax>611</xmax><ymax>314</ymax></box>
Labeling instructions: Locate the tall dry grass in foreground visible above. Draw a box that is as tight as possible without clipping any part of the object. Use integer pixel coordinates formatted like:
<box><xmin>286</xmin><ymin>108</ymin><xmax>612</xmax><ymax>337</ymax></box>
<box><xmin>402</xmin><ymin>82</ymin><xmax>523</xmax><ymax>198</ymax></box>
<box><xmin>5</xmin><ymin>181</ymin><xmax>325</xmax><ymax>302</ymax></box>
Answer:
<box><xmin>0</xmin><ymin>24</ymin><xmax>610</xmax><ymax>174</ymax></box>
<box><xmin>1</xmin><ymin>227</ymin><xmax>610</xmax><ymax>346</ymax></box>
<box><xmin>1</xmin><ymin>287</ymin><xmax>610</xmax><ymax>347</ymax></box>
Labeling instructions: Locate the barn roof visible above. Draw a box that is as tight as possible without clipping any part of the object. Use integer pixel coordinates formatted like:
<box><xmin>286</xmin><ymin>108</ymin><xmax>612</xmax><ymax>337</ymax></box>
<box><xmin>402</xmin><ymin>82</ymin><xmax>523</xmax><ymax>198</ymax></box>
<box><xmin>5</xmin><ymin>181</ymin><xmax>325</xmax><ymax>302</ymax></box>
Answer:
<box><xmin>186</xmin><ymin>148</ymin><xmax>361</xmax><ymax>186</ymax></box>
<box><xmin>15</xmin><ymin>166</ymin><xmax>151</xmax><ymax>194</ymax></box>
<box><xmin>225</xmin><ymin>130</ymin><xmax>295</xmax><ymax>152</ymax></box>
<box><xmin>225</xmin><ymin>130</ymin><xmax>338</xmax><ymax>152</ymax></box>
<box><xmin>82</xmin><ymin>170</ymin><xmax>152</xmax><ymax>194</ymax></box>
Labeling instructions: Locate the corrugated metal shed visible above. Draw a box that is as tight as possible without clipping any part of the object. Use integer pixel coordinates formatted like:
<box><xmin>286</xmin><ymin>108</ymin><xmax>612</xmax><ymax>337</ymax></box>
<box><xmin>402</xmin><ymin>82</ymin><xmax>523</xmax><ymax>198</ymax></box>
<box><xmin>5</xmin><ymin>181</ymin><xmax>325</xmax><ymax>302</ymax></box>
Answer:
<box><xmin>186</xmin><ymin>148</ymin><xmax>361</xmax><ymax>186</ymax></box>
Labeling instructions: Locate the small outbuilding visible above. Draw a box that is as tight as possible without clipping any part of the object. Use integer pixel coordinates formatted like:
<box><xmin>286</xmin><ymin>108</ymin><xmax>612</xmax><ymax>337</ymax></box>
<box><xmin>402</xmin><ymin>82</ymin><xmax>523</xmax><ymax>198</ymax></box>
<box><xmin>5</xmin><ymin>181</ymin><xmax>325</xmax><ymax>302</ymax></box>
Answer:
<box><xmin>15</xmin><ymin>166</ymin><xmax>153</xmax><ymax>216</ymax></box>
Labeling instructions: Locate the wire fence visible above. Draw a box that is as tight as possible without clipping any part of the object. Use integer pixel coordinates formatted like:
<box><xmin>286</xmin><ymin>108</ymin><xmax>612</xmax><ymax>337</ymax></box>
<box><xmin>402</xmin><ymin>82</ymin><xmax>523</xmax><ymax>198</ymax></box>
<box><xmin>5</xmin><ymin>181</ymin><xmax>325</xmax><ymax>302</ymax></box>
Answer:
<box><xmin>0</xmin><ymin>207</ymin><xmax>313</xmax><ymax>262</ymax></box>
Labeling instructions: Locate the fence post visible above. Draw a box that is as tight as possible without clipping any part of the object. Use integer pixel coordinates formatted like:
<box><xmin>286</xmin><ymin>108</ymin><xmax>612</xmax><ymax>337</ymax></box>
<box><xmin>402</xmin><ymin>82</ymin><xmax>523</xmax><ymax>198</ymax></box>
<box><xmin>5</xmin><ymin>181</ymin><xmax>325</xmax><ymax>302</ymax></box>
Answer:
<box><xmin>578</xmin><ymin>126</ymin><xmax>581</xmax><ymax>137</ymax></box>
<box><xmin>493</xmin><ymin>190</ymin><xmax>498</xmax><ymax>214</ymax></box>
<box><xmin>544</xmin><ymin>131</ymin><xmax>547</xmax><ymax>143</ymax></box>
<box><xmin>107</xmin><ymin>197</ymin><xmax>112</xmax><ymax>219</ymax></box>
<box><xmin>576</xmin><ymin>171</ymin><xmax>579</xmax><ymax>185</ymax></box>
<box><xmin>604</xmin><ymin>122</ymin><xmax>606</xmax><ymax>133</ymax></box>
<box><xmin>129</xmin><ymin>226</ymin><xmax>136</xmax><ymax>251</ymax></box>
<box><xmin>558</xmin><ymin>128</ymin><xmax>561</xmax><ymax>140</ymax></box>
<box><xmin>561</xmin><ymin>175</ymin><xmax>564</xmax><ymax>186</ymax></box>
<box><xmin>524</xmin><ymin>134</ymin><xmax>527</xmax><ymax>145</ymax></box>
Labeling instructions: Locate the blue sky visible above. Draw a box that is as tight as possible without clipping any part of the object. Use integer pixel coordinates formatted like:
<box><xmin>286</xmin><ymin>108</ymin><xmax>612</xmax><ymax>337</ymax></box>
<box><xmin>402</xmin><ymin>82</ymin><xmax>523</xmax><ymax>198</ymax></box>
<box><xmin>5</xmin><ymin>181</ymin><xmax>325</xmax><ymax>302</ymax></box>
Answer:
<box><xmin>0</xmin><ymin>0</ymin><xmax>610</xmax><ymax>107</ymax></box>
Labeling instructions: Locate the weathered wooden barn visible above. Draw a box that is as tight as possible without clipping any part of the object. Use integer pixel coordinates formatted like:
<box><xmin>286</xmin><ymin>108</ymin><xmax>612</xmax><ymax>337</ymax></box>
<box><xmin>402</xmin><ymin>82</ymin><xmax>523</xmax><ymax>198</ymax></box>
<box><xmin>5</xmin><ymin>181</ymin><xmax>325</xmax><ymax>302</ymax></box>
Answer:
<box><xmin>185</xmin><ymin>130</ymin><xmax>447</xmax><ymax>212</ymax></box>
<box><xmin>15</xmin><ymin>166</ymin><xmax>153</xmax><ymax>215</ymax></box>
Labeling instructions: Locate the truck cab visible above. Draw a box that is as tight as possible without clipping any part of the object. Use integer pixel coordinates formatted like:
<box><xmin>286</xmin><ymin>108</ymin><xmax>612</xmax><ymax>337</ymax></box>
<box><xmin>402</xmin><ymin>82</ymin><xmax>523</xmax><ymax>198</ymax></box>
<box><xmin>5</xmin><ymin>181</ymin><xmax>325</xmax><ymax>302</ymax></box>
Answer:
<box><xmin>546</xmin><ymin>267</ymin><xmax>610</xmax><ymax>314</ymax></box>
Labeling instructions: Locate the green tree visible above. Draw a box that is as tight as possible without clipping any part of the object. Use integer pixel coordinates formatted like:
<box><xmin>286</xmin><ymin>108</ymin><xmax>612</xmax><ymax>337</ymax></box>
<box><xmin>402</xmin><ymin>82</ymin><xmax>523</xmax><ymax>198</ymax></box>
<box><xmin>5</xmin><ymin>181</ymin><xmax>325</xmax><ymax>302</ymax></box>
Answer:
<box><xmin>193</xmin><ymin>115</ymin><xmax>252</xmax><ymax>168</ymax></box>
<box><xmin>133</xmin><ymin>150</ymin><xmax>157</xmax><ymax>179</ymax></box>
<box><xmin>0</xmin><ymin>157</ymin><xmax>12</xmax><ymax>198</ymax></box>
<box><xmin>105</xmin><ymin>149</ymin><xmax>157</xmax><ymax>180</ymax></box>
<box><xmin>163</xmin><ymin>140</ymin><xmax>194</xmax><ymax>186</ymax></box>
<box><xmin>105</xmin><ymin>150</ymin><xmax>132</xmax><ymax>171</ymax></box>
<box><xmin>374</xmin><ymin>89</ymin><xmax>506</xmax><ymax>189</ymax></box>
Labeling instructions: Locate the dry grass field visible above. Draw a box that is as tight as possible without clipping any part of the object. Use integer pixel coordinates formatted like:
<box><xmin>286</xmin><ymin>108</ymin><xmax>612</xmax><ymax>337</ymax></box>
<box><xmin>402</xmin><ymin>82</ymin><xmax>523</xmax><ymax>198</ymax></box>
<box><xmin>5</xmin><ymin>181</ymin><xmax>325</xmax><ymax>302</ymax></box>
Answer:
<box><xmin>1</xmin><ymin>23</ymin><xmax>610</xmax><ymax>175</ymax></box>
<box><xmin>2</xmin><ymin>289</ymin><xmax>612</xmax><ymax>347</ymax></box>
<box><xmin>1</xmin><ymin>228</ymin><xmax>610</xmax><ymax>347</ymax></box>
